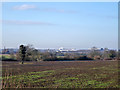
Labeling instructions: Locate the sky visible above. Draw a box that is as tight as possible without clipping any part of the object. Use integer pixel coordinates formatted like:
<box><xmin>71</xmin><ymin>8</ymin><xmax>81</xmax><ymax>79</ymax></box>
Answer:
<box><xmin>2</xmin><ymin>2</ymin><xmax>118</xmax><ymax>49</ymax></box>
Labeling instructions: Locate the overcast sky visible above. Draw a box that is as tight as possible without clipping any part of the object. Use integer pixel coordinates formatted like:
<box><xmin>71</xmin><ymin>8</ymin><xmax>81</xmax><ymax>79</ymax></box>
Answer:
<box><xmin>2</xmin><ymin>2</ymin><xmax>118</xmax><ymax>49</ymax></box>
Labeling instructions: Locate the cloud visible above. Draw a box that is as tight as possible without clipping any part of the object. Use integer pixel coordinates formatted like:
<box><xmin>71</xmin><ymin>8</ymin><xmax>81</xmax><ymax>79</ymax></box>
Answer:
<box><xmin>13</xmin><ymin>4</ymin><xmax>37</xmax><ymax>10</ymax></box>
<box><xmin>1</xmin><ymin>20</ymin><xmax>55</xmax><ymax>26</ymax></box>
<box><xmin>12</xmin><ymin>4</ymin><xmax>77</xmax><ymax>14</ymax></box>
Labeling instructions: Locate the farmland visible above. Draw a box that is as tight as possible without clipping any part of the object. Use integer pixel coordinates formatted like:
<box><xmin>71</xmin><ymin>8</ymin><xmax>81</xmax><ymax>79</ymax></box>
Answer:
<box><xmin>0</xmin><ymin>54</ymin><xmax>11</xmax><ymax>59</ymax></box>
<box><xmin>2</xmin><ymin>60</ymin><xmax>119</xmax><ymax>88</ymax></box>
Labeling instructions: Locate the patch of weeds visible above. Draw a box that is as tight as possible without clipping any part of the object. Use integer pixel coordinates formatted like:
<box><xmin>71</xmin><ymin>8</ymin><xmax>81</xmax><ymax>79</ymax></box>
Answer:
<box><xmin>32</xmin><ymin>79</ymin><xmax>46</xmax><ymax>83</ymax></box>
<box><xmin>53</xmin><ymin>77</ymin><xmax>82</xmax><ymax>88</ymax></box>
<box><xmin>3</xmin><ymin>70</ymin><xmax>55</xmax><ymax>86</ymax></box>
<box><xmin>81</xmin><ymin>80</ymin><xmax>101</xmax><ymax>88</ymax></box>
<box><xmin>91</xmin><ymin>67</ymin><xmax>99</xmax><ymax>70</ymax></box>
<box><xmin>54</xmin><ymin>79</ymin><xmax>64</xmax><ymax>83</ymax></box>
<box><xmin>94</xmin><ymin>74</ymin><xmax>107</xmax><ymax>79</ymax></box>
<box><xmin>87</xmin><ymin>80</ymin><xmax>97</xmax><ymax>85</ymax></box>
<box><xmin>113</xmin><ymin>84</ymin><xmax>120</xmax><ymax>88</ymax></box>
<box><xmin>95</xmin><ymin>80</ymin><xmax>113</xmax><ymax>88</ymax></box>
<box><xmin>28</xmin><ymin>70</ymin><xmax>54</xmax><ymax>75</ymax></box>
<box><xmin>66</xmin><ymin>77</ymin><xmax>79</xmax><ymax>80</ymax></box>
<box><xmin>77</xmin><ymin>73</ymin><xmax>89</xmax><ymax>77</ymax></box>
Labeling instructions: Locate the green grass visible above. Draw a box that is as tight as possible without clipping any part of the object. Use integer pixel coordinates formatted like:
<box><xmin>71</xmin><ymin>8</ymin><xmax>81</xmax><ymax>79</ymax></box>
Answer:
<box><xmin>0</xmin><ymin>54</ymin><xmax>11</xmax><ymax>59</ymax></box>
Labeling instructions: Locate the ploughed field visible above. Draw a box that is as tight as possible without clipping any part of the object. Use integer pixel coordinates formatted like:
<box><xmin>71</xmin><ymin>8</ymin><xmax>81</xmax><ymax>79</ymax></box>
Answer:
<box><xmin>2</xmin><ymin>61</ymin><xmax>119</xmax><ymax>88</ymax></box>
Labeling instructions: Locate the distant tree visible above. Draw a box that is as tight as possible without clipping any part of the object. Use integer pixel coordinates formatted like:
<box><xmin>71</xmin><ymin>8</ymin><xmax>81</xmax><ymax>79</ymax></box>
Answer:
<box><xmin>42</xmin><ymin>52</ymin><xmax>57</xmax><ymax>61</ymax></box>
<box><xmin>10</xmin><ymin>52</ymin><xmax>15</xmax><ymax>60</ymax></box>
<box><xmin>88</xmin><ymin>50</ymin><xmax>101</xmax><ymax>60</ymax></box>
<box><xmin>102</xmin><ymin>50</ymin><xmax>117</xmax><ymax>60</ymax></box>
<box><xmin>25</xmin><ymin>45</ymin><xmax>34</xmax><ymax>61</ymax></box>
<box><xmin>30</xmin><ymin>49</ymin><xmax>40</xmax><ymax>61</ymax></box>
<box><xmin>19</xmin><ymin>45</ymin><xmax>26</xmax><ymax>64</ymax></box>
<box><xmin>108</xmin><ymin>50</ymin><xmax>117</xmax><ymax>59</ymax></box>
<box><xmin>25</xmin><ymin>45</ymin><xmax>40</xmax><ymax>61</ymax></box>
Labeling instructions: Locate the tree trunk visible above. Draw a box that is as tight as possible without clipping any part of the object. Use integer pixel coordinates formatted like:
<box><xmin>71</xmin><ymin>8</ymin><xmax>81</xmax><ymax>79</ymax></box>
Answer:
<box><xmin>21</xmin><ymin>57</ymin><xmax>24</xmax><ymax>64</ymax></box>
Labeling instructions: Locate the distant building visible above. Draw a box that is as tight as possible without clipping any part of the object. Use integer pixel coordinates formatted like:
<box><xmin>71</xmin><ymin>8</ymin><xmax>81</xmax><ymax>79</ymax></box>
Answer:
<box><xmin>58</xmin><ymin>47</ymin><xmax>68</xmax><ymax>52</ymax></box>
<box><xmin>91</xmin><ymin>47</ymin><xmax>98</xmax><ymax>51</ymax></box>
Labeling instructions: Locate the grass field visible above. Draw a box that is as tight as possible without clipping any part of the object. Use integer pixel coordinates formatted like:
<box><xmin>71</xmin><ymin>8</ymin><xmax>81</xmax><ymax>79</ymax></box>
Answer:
<box><xmin>0</xmin><ymin>54</ymin><xmax>11</xmax><ymax>59</ymax></box>
<box><xmin>2</xmin><ymin>61</ymin><xmax>119</xmax><ymax>88</ymax></box>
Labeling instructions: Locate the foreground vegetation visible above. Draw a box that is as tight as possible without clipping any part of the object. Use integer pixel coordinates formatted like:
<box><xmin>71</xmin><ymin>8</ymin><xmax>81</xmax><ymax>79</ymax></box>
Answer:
<box><xmin>2</xmin><ymin>61</ymin><xmax>119</xmax><ymax>88</ymax></box>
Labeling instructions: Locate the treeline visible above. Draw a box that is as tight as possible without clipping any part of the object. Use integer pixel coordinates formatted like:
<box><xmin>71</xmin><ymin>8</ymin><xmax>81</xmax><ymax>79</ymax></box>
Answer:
<box><xmin>2</xmin><ymin>45</ymin><xmax>120</xmax><ymax>62</ymax></box>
